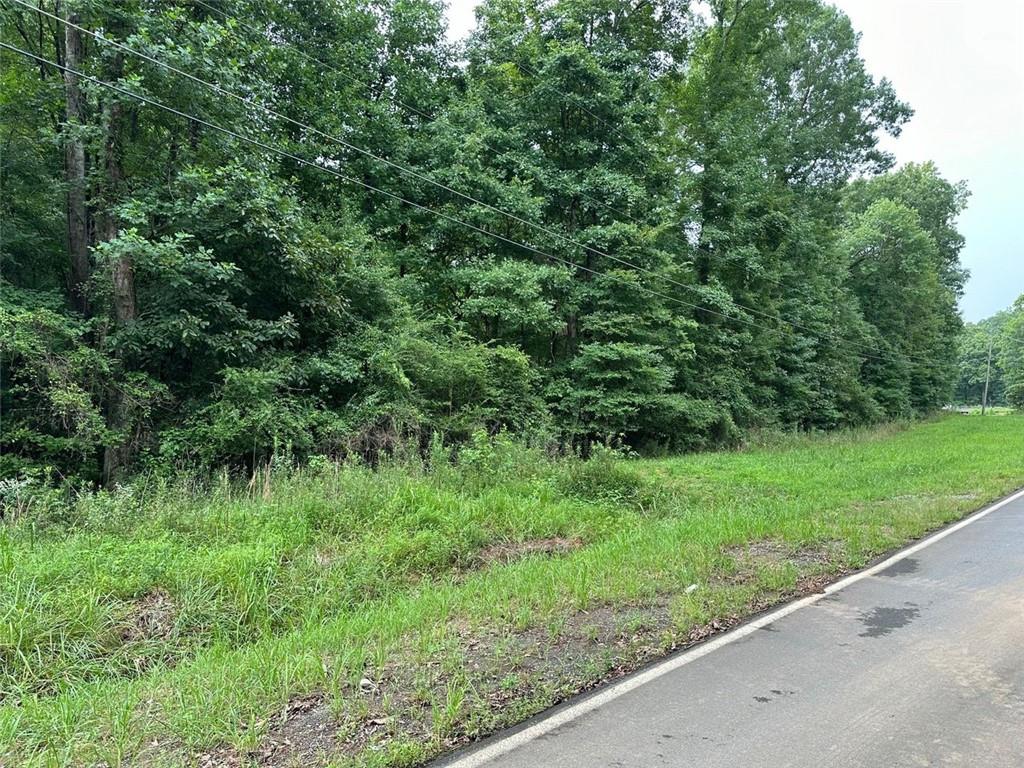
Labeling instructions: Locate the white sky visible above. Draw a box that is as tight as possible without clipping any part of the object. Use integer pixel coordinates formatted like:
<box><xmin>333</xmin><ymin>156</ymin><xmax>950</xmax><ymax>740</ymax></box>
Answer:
<box><xmin>443</xmin><ymin>0</ymin><xmax>1024</xmax><ymax>321</ymax></box>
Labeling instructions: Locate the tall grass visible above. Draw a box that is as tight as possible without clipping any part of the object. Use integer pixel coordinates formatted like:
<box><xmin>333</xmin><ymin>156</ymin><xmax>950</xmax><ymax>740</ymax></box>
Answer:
<box><xmin>1</xmin><ymin>416</ymin><xmax>1022</xmax><ymax>766</ymax></box>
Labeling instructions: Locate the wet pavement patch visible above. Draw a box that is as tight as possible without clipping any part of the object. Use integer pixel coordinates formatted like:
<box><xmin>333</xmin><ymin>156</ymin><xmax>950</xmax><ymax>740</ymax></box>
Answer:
<box><xmin>879</xmin><ymin>557</ymin><xmax>920</xmax><ymax>577</ymax></box>
<box><xmin>858</xmin><ymin>603</ymin><xmax>920</xmax><ymax>638</ymax></box>
<box><xmin>752</xmin><ymin>689</ymin><xmax>795</xmax><ymax>704</ymax></box>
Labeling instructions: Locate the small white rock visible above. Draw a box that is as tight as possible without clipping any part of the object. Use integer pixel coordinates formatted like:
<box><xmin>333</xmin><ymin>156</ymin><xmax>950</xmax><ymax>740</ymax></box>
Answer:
<box><xmin>685</xmin><ymin>583</ymin><xmax>699</xmax><ymax>594</ymax></box>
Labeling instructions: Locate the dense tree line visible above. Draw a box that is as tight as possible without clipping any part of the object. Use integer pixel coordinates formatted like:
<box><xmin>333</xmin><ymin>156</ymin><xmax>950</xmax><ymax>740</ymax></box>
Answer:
<box><xmin>1</xmin><ymin>0</ymin><xmax>969</xmax><ymax>485</ymax></box>
<box><xmin>955</xmin><ymin>295</ymin><xmax>1024</xmax><ymax>408</ymax></box>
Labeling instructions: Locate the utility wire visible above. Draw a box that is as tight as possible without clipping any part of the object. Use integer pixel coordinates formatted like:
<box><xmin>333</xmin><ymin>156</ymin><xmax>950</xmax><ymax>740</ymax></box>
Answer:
<box><xmin>16</xmin><ymin>2</ymin><xmax>938</xmax><ymax>367</ymax></box>
<box><xmin>188</xmin><ymin>0</ymin><xmax>641</xmax><ymax>225</ymax></box>
<box><xmin>0</xmin><ymin>40</ymin><xmax>933</xmax><ymax>372</ymax></box>
<box><xmin>28</xmin><ymin>3</ymin><xmax>654</xmax><ymax>276</ymax></box>
<box><xmin>181</xmin><ymin>1</ymin><xmax>869</xmax><ymax>316</ymax></box>
<box><xmin>188</xmin><ymin>0</ymin><xmax>821</xmax><ymax>298</ymax></box>
<box><xmin>0</xmin><ymin>42</ymin><xmax>734</xmax><ymax>321</ymax></box>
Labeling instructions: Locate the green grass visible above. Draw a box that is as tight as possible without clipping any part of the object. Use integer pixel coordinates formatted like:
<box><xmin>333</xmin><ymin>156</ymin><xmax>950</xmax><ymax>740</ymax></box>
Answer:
<box><xmin>2</xmin><ymin>416</ymin><xmax>1023</xmax><ymax>766</ymax></box>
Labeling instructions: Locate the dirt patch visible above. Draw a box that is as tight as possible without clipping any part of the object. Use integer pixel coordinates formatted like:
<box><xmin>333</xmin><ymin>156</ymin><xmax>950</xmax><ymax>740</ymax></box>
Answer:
<box><xmin>473</xmin><ymin>537</ymin><xmax>582</xmax><ymax>567</ymax></box>
<box><xmin>333</xmin><ymin>671</ymin><xmax>435</xmax><ymax>757</ymax></box>
<box><xmin>561</xmin><ymin>600</ymin><xmax>676</xmax><ymax>658</ymax></box>
<box><xmin>195</xmin><ymin>679</ymin><xmax>428</xmax><ymax>768</ymax></box>
<box><xmin>727</xmin><ymin>539</ymin><xmax>836</xmax><ymax>567</ymax></box>
<box><xmin>209</xmin><ymin>567</ymin><xmax>855</xmax><ymax>768</ymax></box>
<box><xmin>686</xmin><ymin>614</ymin><xmax>741</xmax><ymax>643</ymax></box>
<box><xmin>252</xmin><ymin>695</ymin><xmax>338</xmax><ymax>767</ymax></box>
<box><xmin>720</xmin><ymin>539</ymin><xmax>840</xmax><ymax>587</ymax></box>
<box><xmin>795</xmin><ymin>571</ymin><xmax>838</xmax><ymax>594</ymax></box>
<box><xmin>195</xmin><ymin>745</ymin><xmax>245</xmax><ymax>768</ymax></box>
<box><xmin>121</xmin><ymin>588</ymin><xmax>177</xmax><ymax>643</ymax></box>
<box><xmin>263</xmin><ymin>666</ymin><xmax>444</xmax><ymax>766</ymax></box>
<box><xmin>452</xmin><ymin>595</ymin><xmax>679</xmax><ymax>708</ymax></box>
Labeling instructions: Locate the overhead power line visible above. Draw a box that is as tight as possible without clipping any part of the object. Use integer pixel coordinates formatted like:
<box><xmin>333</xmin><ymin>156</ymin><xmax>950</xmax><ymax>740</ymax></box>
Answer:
<box><xmin>0</xmin><ymin>42</ymin><xmax>735</xmax><ymax>322</ymax></box>
<box><xmin>24</xmin><ymin>3</ymin><xmax>664</xmax><ymax>283</ymax></box>
<box><xmin>12</xmin><ymin>2</ymin><xmax>937</xmax><ymax>367</ymax></box>
<box><xmin>0</xmin><ymin>39</ymin><xmax>932</xmax><ymax>372</ymax></box>
<box><xmin>190</xmin><ymin>0</ymin><xmax>830</xmax><ymax>298</ymax></box>
<box><xmin>188</xmin><ymin>0</ymin><xmax>643</xmax><ymax>225</ymax></box>
<box><xmin>175</xmin><ymin>0</ymin><xmax>886</xmax><ymax>329</ymax></box>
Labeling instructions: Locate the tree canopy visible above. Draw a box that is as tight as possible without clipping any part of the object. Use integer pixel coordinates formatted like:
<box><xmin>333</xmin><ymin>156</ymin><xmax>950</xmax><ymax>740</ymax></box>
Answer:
<box><xmin>0</xmin><ymin>0</ymin><xmax>972</xmax><ymax>484</ymax></box>
<box><xmin>955</xmin><ymin>295</ymin><xmax>1024</xmax><ymax>409</ymax></box>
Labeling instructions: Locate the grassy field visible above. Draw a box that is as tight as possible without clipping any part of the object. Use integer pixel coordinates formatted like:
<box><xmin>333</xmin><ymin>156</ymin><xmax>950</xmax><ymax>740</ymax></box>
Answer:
<box><xmin>1</xmin><ymin>415</ymin><xmax>1023</xmax><ymax>767</ymax></box>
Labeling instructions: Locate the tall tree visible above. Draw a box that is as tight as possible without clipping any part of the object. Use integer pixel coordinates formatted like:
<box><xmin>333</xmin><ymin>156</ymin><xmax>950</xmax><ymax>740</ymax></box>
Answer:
<box><xmin>1000</xmin><ymin>295</ymin><xmax>1024</xmax><ymax>409</ymax></box>
<box><xmin>62</xmin><ymin>4</ymin><xmax>90</xmax><ymax>315</ymax></box>
<box><xmin>667</xmin><ymin>0</ymin><xmax>910</xmax><ymax>429</ymax></box>
<box><xmin>838</xmin><ymin>197</ymin><xmax>957</xmax><ymax>414</ymax></box>
<box><xmin>0</xmin><ymin>0</ymin><xmax>974</xmax><ymax>481</ymax></box>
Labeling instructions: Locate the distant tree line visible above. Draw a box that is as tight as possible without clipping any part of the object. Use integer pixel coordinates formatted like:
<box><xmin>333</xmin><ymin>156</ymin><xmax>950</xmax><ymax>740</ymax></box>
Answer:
<box><xmin>1</xmin><ymin>0</ymin><xmax>970</xmax><ymax>485</ymax></box>
<box><xmin>955</xmin><ymin>295</ymin><xmax>1024</xmax><ymax>408</ymax></box>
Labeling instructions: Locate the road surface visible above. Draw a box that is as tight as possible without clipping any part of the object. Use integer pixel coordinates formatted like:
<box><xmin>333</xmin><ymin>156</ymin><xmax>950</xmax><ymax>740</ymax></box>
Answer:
<box><xmin>436</xmin><ymin>490</ymin><xmax>1024</xmax><ymax>768</ymax></box>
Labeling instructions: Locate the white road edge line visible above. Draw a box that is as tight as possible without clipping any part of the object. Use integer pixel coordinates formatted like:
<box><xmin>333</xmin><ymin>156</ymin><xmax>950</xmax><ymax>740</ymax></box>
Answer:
<box><xmin>441</xmin><ymin>487</ymin><xmax>1024</xmax><ymax>767</ymax></box>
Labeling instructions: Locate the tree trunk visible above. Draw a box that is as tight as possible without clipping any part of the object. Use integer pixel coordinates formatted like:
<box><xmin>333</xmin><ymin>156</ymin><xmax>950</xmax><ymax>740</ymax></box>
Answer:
<box><xmin>101</xmin><ymin>50</ymin><xmax>137</xmax><ymax>487</ymax></box>
<box><xmin>64</xmin><ymin>10</ymin><xmax>90</xmax><ymax>315</ymax></box>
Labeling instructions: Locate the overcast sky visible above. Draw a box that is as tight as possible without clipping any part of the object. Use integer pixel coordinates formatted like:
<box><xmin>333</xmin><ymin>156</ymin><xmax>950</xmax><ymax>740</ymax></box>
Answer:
<box><xmin>443</xmin><ymin>0</ymin><xmax>1023</xmax><ymax>322</ymax></box>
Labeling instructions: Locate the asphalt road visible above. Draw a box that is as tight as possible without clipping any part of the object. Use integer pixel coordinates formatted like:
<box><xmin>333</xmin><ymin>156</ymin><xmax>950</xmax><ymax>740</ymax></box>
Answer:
<box><xmin>437</xmin><ymin>490</ymin><xmax>1024</xmax><ymax>768</ymax></box>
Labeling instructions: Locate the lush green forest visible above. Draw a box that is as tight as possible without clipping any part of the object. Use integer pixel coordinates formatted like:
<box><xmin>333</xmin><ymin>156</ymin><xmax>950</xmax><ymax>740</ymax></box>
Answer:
<box><xmin>954</xmin><ymin>294</ymin><xmax>1024</xmax><ymax>408</ymax></box>
<box><xmin>2</xmin><ymin>0</ymin><xmax>971</xmax><ymax>486</ymax></box>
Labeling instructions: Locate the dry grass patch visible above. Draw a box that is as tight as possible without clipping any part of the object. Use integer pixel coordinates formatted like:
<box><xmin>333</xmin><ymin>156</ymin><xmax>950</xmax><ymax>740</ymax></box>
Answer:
<box><xmin>472</xmin><ymin>537</ymin><xmax>583</xmax><ymax>568</ymax></box>
<box><xmin>121</xmin><ymin>589</ymin><xmax>178</xmax><ymax>644</ymax></box>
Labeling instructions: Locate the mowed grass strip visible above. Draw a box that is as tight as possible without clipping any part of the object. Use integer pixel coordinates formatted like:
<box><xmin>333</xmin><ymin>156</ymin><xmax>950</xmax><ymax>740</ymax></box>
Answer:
<box><xmin>1</xmin><ymin>416</ymin><xmax>1022</xmax><ymax>766</ymax></box>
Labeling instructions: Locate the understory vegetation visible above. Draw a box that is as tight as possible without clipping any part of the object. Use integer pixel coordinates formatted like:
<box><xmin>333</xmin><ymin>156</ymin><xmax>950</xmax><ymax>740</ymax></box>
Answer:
<box><xmin>1</xmin><ymin>416</ymin><xmax>1022</xmax><ymax>766</ymax></box>
<box><xmin>1</xmin><ymin>0</ymin><xmax>972</xmax><ymax>487</ymax></box>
